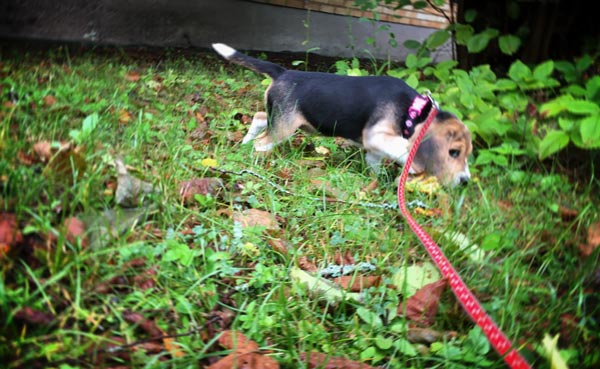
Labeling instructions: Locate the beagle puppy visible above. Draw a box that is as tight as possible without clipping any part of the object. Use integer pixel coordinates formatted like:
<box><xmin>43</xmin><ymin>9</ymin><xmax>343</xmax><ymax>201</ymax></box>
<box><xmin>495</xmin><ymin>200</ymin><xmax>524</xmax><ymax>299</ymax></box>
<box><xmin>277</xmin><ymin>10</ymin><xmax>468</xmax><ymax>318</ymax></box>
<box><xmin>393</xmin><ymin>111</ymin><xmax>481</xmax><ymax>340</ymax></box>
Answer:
<box><xmin>212</xmin><ymin>43</ymin><xmax>472</xmax><ymax>187</ymax></box>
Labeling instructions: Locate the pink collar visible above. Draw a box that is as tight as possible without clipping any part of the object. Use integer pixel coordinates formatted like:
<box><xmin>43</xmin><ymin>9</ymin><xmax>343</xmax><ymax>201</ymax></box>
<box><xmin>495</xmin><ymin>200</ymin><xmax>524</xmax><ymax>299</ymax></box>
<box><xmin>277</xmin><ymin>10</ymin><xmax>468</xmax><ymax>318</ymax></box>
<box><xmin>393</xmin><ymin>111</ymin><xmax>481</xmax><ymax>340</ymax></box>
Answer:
<box><xmin>402</xmin><ymin>95</ymin><xmax>432</xmax><ymax>138</ymax></box>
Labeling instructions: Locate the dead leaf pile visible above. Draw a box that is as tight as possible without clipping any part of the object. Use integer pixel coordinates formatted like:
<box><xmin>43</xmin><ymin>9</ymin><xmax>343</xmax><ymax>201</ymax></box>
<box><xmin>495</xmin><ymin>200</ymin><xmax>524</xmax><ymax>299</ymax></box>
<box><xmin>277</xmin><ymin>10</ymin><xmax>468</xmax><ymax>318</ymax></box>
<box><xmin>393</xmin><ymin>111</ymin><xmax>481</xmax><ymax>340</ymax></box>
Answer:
<box><xmin>300</xmin><ymin>351</ymin><xmax>379</xmax><ymax>369</ymax></box>
<box><xmin>207</xmin><ymin>330</ymin><xmax>279</xmax><ymax>369</ymax></box>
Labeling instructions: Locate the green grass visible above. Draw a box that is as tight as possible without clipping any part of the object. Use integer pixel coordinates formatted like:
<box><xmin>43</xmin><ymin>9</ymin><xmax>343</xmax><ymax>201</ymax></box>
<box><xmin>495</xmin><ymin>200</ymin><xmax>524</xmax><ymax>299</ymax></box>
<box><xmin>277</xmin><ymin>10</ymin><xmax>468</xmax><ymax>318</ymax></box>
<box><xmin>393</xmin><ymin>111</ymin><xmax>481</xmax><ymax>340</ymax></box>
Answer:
<box><xmin>1</xmin><ymin>43</ymin><xmax>599</xmax><ymax>369</ymax></box>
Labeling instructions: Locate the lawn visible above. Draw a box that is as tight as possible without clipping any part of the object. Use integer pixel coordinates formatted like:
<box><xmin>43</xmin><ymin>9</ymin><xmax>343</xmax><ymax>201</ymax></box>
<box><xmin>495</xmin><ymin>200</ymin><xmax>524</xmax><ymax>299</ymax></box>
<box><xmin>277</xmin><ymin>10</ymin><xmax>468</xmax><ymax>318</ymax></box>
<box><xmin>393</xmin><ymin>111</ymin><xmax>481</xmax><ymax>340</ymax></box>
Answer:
<box><xmin>1</xmin><ymin>42</ymin><xmax>599</xmax><ymax>369</ymax></box>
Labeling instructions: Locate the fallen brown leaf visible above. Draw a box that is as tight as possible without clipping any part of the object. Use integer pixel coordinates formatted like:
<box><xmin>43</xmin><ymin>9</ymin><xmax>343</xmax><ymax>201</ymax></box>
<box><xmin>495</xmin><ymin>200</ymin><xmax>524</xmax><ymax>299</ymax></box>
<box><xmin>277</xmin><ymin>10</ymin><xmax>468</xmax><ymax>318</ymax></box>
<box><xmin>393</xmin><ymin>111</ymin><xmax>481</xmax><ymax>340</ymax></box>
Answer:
<box><xmin>32</xmin><ymin>141</ymin><xmax>53</xmax><ymax>162</ymax></box>
<box><xmin>398</xmin><ymin>278</ymin><xmax>447</xmax><ymax>326</ymax></box>
<box><xmin>179</xmin><ymin>178</ymin><xmax>224</xmax><ymax>203</ymax></box>
<box><xmin>579</xmin><ymin>221</ymin><xmax>600</xmax><ymax>257</ymax></box>
<box><xmin>298</xmin><ymin>255</ymin><xmax>318</xmax><ymax>272</ymax></box>
<box><xmin>218</xmin><ymin>330</ymin><xmax>258</xmax><ymax>352</ymax></box>
<box><xmin>300</xmin><ymin>351</ymin><xmax>378</xmax><ymax>369</ymax></box>
<box><xmin>332</xmin><ymin>275</ymin><xmax>381</xmax><ymax>292</ymax></box>
<box><xmin>118</xmin><ymin>109</ymin><xmax>133</xmax><ymax>124</ymax></box>
<box><xmin>360</xmin><ymin>179</ymin><xmax>379</xmax><ymax>193</ymax></box>
<box><xmin>43</xmin><ymin>146</ymin><xmax>86</xmax><ymax>183</ymax></box>
<box><xmin>233</xmin><ymin>209</ymin><xmax>280</xmax><ymax>231</ymax></box>
<box><xmin>207</xmin><ymin>352</ymin><xmax>279</xmax><ymax>369</ymax></box>
<box><xmin>559</xmin><ymin>206</ymin><xmax>578</xmax><ymax>222</ymax></box>
<box><xmin>588</xmin><ymin>221</ymin><xmax>600</xmax><ymax>248</ymax></box>
<box><xmin>414</xmin><ymin>207</ymin><xmax>443</xmax><ymax>217</ymax></box>
<box><xmin>208</xmin><ymin>331</ymin><xmax>279</xmax><ymax>369</ymax></box>
<box><xmin>17</xmin><ymin>150</ymin><xmax>37</xmax><ymax>165</ymax></box>
<box><xmin>125</xmin><ymin>70</ymin><xmax>141</xmax><ymax>82</ymax></box>
<box><xmin>267</xmin><ymin>238</ymin><xmax>290</xmax><ymax>255</ymax></box>
<box><xmin>63</xmin><ymin>217</ymin><xmax>87</xmax><ymax>247</ymax></box>
<box><xmin>333</xmin><ymin>250</ymin><xmax>355</xmax><ymax>265</ymax></box>
<box><xmin>122</xmin><ymin>311</ymin><xmax>162</xmax><ymax>337</ymax></box>
<box><xmin>14</xmin><ymin>306</ymin><xmax>55</xmax><ymax>325</ymax></box>
<box><xmin>0</xmin><ymin>213</ymin><xmax>22</xmax><ymax>256</ymax></box>
<box><xmin>43</xmin><ymin>94</ymin><xmax>57</xmax><ymax>106</ymax></box>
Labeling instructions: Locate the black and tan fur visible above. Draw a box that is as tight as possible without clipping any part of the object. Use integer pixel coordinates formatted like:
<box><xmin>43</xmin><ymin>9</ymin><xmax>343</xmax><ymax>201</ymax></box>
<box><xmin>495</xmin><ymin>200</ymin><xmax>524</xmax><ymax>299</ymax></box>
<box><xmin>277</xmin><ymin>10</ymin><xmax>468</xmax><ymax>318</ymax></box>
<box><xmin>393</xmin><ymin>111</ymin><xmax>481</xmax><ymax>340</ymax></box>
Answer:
<box><xmin>212</xmin><ymin>43</ymin><xmax>472</xmax><ymax>186</ymax></box>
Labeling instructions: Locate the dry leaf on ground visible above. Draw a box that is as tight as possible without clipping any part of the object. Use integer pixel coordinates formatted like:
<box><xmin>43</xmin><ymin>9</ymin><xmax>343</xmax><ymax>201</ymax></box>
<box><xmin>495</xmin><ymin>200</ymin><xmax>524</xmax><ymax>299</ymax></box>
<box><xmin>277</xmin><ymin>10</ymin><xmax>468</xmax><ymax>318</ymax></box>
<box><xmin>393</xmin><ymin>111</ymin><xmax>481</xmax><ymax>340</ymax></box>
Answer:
<box><xmin>398</xmin><ymin>278</ymin><xmax>447</xmax><ymax>326</ymax></box>
<box><xmin>125</xmin><ymin>70</ymin><xmax>141</xmax><ymax>82</ymax></box>
<box><xmin>122</xmin><ymin>310</ymin><xmax>183</xmax><ymax>357</ymax></box>
<box><xmin>578</xmin><ymin>221</ymin><xmax>600</xmax><ymax>257</ymax></box>
<box><xmin>14</xmin><ymin>306</ymin><xmax>55</xmax><ymax>325</ymax></box>
<box><xmin>63</xmin><ymin>216</ymin><xmax>88</xmax><ymax>247</ymax></box>
<box><xmin>179</xmin><ymin>177</ymin><xmax>224</xmax><ymax>203</ymax></box>
<box><xmin>218</xmin><ymin>330</ymin><xmax>258</xmax><ymax>352</ymax></box>
<box><xmin>208</xmin><ymin>330</ymin><xmax>279</xmax><ymax>369</ymax></box>
<box><xmin>360</xmin><ymin>179</ymin><xmax>379</xmax><ymax>193</ymax></box>
<box><xmin>0</xmin><ymin>213</ymin><xmax>22</xmax><ymax>256</ymax></box>
<box><xmin>118</xmin><ymin>109</ymin><xmax>133</xmax><ymax>124</ymax></box>
<box><xmin>333</xmin><ymin>250</ymin><xmax>355</xmax><ymax>265</ymax></box>
<box><xmin>233</xmin><ymin>209</ymin><xmax>280</xmax><ymax>231</ymax></box>
<box><xmin>300</xmin><ymin>351</ymin><xmax>378</xmax><ymax>369</ymax></box>
<box><xmin>267</xmin><ymin>238</ymin><xmax>290</xmax><ymax>255</ymax></box>
<box><xmin>43</xmin><ymin>146</ymin><xmax>86</xmax><ymax>183</ymax></box>
<box><xmin>43</xmin><ymin>94</ymin><xmax>56</xmax><ymax>106</ymax></box>
<box><xmin>332</xmin><ymin>275</ymin><xmax>381</xmax><ymax>292</ymax></box>
<box><xmin>298</xmin><ymin>256</ymin><xmax>318</xmax><ymax>272</ymax></box>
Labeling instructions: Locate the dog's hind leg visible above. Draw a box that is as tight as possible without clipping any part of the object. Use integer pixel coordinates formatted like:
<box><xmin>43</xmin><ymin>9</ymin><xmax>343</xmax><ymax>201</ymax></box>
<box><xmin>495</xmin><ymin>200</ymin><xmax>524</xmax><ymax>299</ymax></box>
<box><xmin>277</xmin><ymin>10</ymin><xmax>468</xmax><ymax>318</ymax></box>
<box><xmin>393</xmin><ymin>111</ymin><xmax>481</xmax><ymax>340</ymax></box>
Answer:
<box><xmin>242</xmin><ymin>112</ymin><xmax>269</xmax><ymax>145</ymax></box>
<box><xmin>365</xmin><ymin>151</ymin><xmax>384</xmax><ymax>173</ymax></box>
<box><xmin>253</xmin><ymin>111</ymin><xmax>310</xmax><ymax>152</ymax></box>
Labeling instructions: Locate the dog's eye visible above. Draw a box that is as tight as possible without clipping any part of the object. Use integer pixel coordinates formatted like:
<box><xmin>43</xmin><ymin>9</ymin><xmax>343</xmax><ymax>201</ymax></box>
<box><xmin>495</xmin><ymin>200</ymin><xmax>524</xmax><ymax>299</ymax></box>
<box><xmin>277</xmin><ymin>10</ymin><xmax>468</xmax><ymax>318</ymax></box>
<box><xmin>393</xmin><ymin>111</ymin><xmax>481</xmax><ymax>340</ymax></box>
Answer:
<box><xmin>449</xmin><ymin>149</ymin><xmax>460</xmax><ymax>158</ymax></box>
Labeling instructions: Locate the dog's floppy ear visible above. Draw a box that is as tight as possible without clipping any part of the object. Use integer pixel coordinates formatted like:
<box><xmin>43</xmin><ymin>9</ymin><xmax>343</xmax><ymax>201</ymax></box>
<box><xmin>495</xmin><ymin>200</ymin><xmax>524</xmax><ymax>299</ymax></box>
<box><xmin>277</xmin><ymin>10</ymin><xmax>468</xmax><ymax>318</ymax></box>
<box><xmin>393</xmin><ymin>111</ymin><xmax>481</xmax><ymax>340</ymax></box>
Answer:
<box><xmin>411</xmin><ymin>135</ymin><xmax>438</xmax><ymax>174</ymax></box>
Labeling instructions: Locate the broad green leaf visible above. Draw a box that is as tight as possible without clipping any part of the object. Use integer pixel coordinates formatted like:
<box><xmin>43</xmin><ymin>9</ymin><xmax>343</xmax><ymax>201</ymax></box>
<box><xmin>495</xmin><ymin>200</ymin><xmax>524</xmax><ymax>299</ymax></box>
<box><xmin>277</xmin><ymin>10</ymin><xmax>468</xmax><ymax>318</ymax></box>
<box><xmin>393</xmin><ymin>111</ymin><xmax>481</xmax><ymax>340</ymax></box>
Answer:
<box><xmin>540</xmin><ymin>95</ymin><xmax>574</xmax><ymax>117</ymax></box>
<box><xmin>394</xmin><ymin>338</ymin><xmax>418</xmax><ymax>357</ymax></box>
<box><xmin>481</xmin><ymin>233</ymin><xmax>502</xmax><ymax>251</ymax></box>
<box><xmin>403</xmin><ymin>39</ymin><xmax>421</xmax><ymax>50</ymax></box>
<box><xmin>426</xmin><ymin>30</ymin><xmax>451</xmax><ymax>49</ymax></box>
<box><xmin>498</xmin><ymin>35</ymin><xmax>521</xmax><ymax>55</ymax></box>
<box><xmin>454</xmin><ymin>24</ymin><xmax>474</xmax><ymax>45</ymax></box>
<box><xmin>464</xmin><ymin>9</ymin><xmax>477</xmax><ymax>23</ymax></box>
<box><xmin>580</xmin><ymin>114</ymin><xmax>600</xmax><ymax>148</ymax></box>
<box><xmin>356</xmin><ymin>307</ymin><xmax>383</xmax><ymax>327</ymax></box>
<box><xmin>576</xmin><ymin>54</ymin><xmax>593</xmax><ymax>71</ymax></box>
<box><xmin>585</xmin><ymin>75</ymin><xmax>600</xmax><ymax>100</ymax></box>
<box><xmin>558</xmin><ymin>118</ymin><xmax>575</xmax><ymax>131</ymax></box>
<box><xmin>82</xmin><ymin>112</ymin><xmax>99</xmax><ymax>135</ymax></box>
<box><xmin>405</xmin><ymin>53</ymin><xmax>418</xmax><ymax>69</ymax></box>
<box><xmin>412</xmin><ymin>1</ymin><xmax>427</xmax><ymax>9</ymax></box>
<box><xmin>539</xmin><ymin>130</ymin><xmax>570</xmax><ymax>159</ymax></box>
<box><xmin>467</xmin><ymin>33</ymin><xmax>492</xmax><ymax>53</ymax></box>
<box><xmin>375</xmin><ymin>335</ymin><xmax>393</xmax><ymax>350</ymax></box>
<box><xmin>495</xmin><ymin>78</ymin><xmax>517</xmax><ymax>91</ymax></box>
<box><xmin>405</xmin><ymin>74</ymin><xmax>419</xmax><ymax>89</ymax></box>
<box><xmin>533</xmin><ymin>60</ymin><xmax>554</xmax><ymax>80</ymax></box>
<box><xmin>508</xmin><ymin>60</ymin><xmax>532</xmax><ymax>82</ymax></box>
<box><xmin>566</xmin><ymin>100</ymin><xmax>600</xmax><ymax>115</ymax></box>
<box><xmin>563</xmin><ymin>84</ymin><xmax>587</xmax><ymax>97</ymax></box>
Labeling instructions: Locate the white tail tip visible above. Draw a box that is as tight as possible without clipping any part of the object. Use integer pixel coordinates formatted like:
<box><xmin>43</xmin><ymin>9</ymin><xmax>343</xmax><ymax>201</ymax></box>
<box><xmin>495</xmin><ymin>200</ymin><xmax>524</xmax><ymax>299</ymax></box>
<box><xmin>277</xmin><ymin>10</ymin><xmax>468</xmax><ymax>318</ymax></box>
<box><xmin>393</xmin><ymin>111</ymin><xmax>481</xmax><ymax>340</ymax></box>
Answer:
<box><xmin>212</xmin><ymin>43</ymin><xmax>236</xmax><ymax>59</ymax></box>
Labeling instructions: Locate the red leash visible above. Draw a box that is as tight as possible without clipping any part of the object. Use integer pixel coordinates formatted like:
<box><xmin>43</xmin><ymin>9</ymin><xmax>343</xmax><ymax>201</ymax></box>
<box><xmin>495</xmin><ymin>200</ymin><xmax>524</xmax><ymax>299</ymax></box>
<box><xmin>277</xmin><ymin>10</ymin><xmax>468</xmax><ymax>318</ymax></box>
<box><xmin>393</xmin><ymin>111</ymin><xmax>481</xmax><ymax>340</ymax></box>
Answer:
<box><xmin>397</xmin><ymin>101</ymin><xmax>532</xmax><ymax>369</ymax></box>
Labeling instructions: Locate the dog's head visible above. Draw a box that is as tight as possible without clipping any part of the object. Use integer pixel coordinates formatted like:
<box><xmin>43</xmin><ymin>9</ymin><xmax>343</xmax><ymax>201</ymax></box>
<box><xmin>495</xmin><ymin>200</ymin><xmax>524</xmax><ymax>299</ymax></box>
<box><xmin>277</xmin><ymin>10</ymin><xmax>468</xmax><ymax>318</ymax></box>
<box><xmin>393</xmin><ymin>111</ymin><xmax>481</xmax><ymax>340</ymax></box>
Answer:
<box><xmin>410</xmin><ymin>111</ymin><xmax>472</xmax><ymax>187</ymax></box>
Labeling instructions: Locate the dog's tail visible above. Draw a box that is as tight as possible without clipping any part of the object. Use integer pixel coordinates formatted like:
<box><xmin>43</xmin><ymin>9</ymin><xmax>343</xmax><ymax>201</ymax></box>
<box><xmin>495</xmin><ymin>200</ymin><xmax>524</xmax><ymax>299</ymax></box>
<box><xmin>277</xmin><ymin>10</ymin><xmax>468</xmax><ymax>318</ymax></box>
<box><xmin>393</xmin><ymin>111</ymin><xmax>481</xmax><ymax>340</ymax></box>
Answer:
<box><xmin>212</xmin><ymin>43</ymin><xmax>286</xmax><ymax>79</ymax></box>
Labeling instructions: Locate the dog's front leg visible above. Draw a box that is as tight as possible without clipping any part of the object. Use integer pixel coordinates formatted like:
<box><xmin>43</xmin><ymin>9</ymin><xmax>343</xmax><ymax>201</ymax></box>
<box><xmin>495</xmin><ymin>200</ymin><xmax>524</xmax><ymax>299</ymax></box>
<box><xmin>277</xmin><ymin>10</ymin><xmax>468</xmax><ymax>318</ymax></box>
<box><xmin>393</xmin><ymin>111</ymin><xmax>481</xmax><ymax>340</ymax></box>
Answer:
<box><xmin>363</xmin><ymin>129</ymin><xmax>411</xmax><ymax>167</ymax></box>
